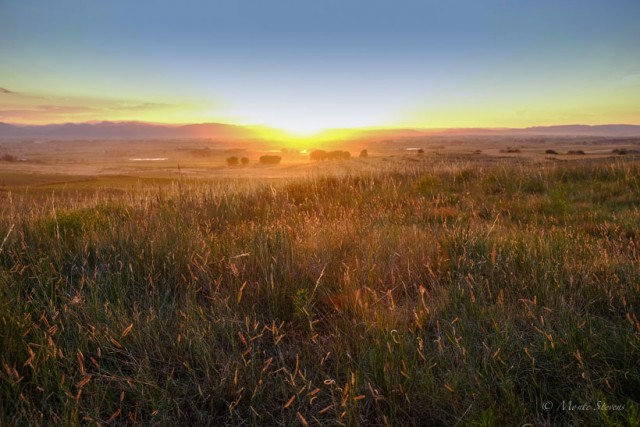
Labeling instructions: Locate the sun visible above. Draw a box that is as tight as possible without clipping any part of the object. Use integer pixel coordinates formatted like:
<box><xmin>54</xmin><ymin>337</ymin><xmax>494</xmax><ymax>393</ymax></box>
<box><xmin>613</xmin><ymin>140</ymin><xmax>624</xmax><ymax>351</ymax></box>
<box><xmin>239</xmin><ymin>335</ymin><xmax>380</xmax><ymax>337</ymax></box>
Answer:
<box><xmin>240</xmin><ymin>108</ymin><xmax>377</xmax><ymax>142</ymax></box>
<box><xmin>247</xmin><ymin>110</ymin><xmax>359</xmax><ymax>140</ymax></box>
<box><xmin>281</xmin><ymin>125</ymin><xmax>327</xmax><ymax>138</ymax></box>
<box><xmin>264</xmin><ymin>118</ymin><xmax>331</xmax><ymax>139</ymax></box>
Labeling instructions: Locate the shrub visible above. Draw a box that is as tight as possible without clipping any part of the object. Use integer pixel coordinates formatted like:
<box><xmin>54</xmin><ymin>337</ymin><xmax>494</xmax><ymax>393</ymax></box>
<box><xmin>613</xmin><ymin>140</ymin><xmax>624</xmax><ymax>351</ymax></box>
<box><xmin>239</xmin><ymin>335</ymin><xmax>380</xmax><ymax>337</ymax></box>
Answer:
<box><xmin>1</xmin><ymin>153</ymin><xmax>17</xmax><ymax>162</ymax></box>
<box><xmin>359</xmin><ymin>149</ymin><xmax>368</xmax><ymax>158</ymax></box>
<box><xmin>567</xmin><ymin>150</ymin><xmax>585</xmax><ymax>155</ymax></box>
<box><xmin>545</xmin><ymin>149</ymin><xmax>558</xmax><ymax>155</ymax></box>
<box><xmin>259</xmin><ymin>155</ymin><xmax>282</xmax><ymax>165</ymax></box>
<box><xmin>241</xmin><ymin>157</ymin><xmax>250</xmax><ymax>165</ymax></box>
<box><xmin>501</xmin><ymin>147</ymin><xmax>521</xmax><ymax>153</ymax></box>
<box><xmin>417</xmin><ymin>148</ymin><xmax>425</xmax><ymax>154</ymax></box>
<box><xmin>226</xmin><ymin>156</ymin><xmax>239</xmax><ymax>166</ymax></box>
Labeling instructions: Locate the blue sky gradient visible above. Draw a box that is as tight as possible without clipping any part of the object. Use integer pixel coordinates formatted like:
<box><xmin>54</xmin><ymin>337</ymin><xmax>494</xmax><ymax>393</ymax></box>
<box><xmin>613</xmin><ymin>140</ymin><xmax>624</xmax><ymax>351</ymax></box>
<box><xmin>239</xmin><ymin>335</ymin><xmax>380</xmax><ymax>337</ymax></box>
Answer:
<box><xmin>1</xmin><ymin>0</ymin><xmax>639</xmax><ymax>132</ymax></box>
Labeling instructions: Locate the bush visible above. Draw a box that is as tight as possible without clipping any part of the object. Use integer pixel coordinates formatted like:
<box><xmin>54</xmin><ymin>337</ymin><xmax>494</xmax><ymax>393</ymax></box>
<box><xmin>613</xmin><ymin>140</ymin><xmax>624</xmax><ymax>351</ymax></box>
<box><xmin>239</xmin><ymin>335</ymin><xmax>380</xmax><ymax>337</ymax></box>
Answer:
<box><xmin>1</xmin><ymin>153</ymin><xmax>17</xmax><ymax>162</ymax></box>
<box><xmin>259</xmin><ymin>155</ymin><xmax>282</xmax><ymax>165</ymax></box>
<box><xmin>417</xmin><ymin>148</ymin><xmax>425</xmax><ymax>154</ymax></box>
<box><xmin>545</xmin><ymin>149</ymin><xmax>558</xmax><ymax>155</ymax></box>
<box><xmin>567</xmin><ymin>150</ymin><xmax>585</xmax><ymax>155</ymax></box>
<box><xmin>359</xmin><ymin>149</ymin><xmax>368</xmax><ymax>158</ymax></box>
<box><xmin>241</xmin><ymin>157</ymin><xmax>250</xmax><ymax>165</ymax></box>
<box><xmin>226</xmin><ymin>156</ymin><xmax>239</xmax><ymax>166</ymax></box>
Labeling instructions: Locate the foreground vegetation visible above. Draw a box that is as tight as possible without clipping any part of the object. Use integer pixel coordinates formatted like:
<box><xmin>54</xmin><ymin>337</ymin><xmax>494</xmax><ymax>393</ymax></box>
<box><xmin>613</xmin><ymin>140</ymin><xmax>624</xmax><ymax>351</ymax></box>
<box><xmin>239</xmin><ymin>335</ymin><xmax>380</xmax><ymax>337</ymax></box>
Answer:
<box><xmin>1</xmin><ymin>157</ymin><xmax>639</xmax><ymax>426</ymax></box>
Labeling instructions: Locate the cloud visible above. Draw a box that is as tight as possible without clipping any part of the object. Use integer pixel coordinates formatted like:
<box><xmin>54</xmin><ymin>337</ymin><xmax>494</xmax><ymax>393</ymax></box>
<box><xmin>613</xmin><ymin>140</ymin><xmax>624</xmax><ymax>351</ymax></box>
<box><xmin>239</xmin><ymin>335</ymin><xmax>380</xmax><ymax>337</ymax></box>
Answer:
<box><xmin>107</xmin><ymin>102</ymin><xmax>171</xmax><ymax>111</ymax></box>
<box><xmin>0</xmin><ymin>92</ymin><xmax>191</xmax><ymax>124</ymax></box>
<box><xmin>0</xmin><ymin>109</ymin><xmax>42</xmax><ymax>120</ymax></box>
<box><xmin>0</xmin><ymin>105</ymin><xmax>100</xmax><ymax>121</ymax></box>
<box><xmin>36</xmin><ymin>105</ymin><xmax>99</xmax><ymax>113</ymax></box>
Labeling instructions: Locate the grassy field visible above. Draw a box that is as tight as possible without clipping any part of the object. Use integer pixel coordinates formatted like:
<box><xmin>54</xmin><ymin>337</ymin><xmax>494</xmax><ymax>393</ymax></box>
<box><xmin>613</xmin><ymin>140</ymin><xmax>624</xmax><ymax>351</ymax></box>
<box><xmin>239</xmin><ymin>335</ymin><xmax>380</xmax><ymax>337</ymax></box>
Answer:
<box><xmin>0</xmin><ymin>155</ymin><xmax>639</xmax><ymax>425</ymax></box>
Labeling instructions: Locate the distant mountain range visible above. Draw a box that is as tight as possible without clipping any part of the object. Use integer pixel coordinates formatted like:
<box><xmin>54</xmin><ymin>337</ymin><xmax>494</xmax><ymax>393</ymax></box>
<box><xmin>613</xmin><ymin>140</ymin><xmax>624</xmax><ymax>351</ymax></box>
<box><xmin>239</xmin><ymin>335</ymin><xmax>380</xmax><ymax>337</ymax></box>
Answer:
<box><xmin>361</xmin><ymin>125</ymin><xmax>640</xmax><ymax>138</ymax></box>
<box><xmin>516</xmin><ymin>124</ymin><xmax>640</xmax><ymax>136</ymax></box>
<box><xmin>1</xmin><ymin>121</ymin><xmax>639</xmax><ymax>140</ymax></box>
<box><xmin>0</xmin><ymin>121</ymin><xmax>278</xmax><ymax>140</ymax></box>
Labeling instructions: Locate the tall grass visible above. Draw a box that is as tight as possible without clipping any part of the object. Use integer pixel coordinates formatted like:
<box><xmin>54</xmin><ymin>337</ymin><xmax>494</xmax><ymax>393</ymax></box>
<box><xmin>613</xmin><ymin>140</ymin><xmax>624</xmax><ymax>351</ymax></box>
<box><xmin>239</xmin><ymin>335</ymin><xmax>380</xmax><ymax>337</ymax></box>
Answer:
<box><xmin>1</xmin><ymin>157</ymin><xmax>639</xmax><ymax>425</ymax></box>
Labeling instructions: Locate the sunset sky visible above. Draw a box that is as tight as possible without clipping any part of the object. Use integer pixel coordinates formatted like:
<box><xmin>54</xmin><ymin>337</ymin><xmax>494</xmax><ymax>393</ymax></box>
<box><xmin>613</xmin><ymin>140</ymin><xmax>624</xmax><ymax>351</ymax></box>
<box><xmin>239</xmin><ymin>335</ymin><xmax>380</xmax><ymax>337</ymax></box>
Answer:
<box><xmin>1</xmin><ymin>0</ymin><xmax>639</xmax><ymax>134</ymax></box>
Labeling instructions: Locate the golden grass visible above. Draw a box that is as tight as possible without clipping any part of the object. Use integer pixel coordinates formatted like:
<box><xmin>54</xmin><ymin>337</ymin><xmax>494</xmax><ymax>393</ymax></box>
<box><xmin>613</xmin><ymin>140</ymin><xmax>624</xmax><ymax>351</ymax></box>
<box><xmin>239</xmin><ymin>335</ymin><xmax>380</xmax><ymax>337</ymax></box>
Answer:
<box><xmin>0</xmin><ymin>156</ymin><xmax>638</xmax><ymax>425</ymax></box>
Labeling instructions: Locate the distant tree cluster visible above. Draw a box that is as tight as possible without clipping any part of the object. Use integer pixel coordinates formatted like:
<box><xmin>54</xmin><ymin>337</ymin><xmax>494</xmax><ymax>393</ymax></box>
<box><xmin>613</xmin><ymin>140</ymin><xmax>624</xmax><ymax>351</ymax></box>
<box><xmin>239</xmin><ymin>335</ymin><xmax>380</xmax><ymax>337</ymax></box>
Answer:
<box><xmin>359</xmin><ymin>149</ymin><xmax>368</xmax><ymax>158</ymax></box>
<box><xmin>226</xmin><ymin>155</ymin><xmax>281</xmax><ymax>167</ymax></box>
<box><xmin>1</xmin><ymin>153</ymin><xmax>17</xmax><ymax>162</ymax></box>
<box><xmin>309</xmin><ymin>150</ymin><xmax>351</xmax><ymax>161</ymax></box>
<box><xmin>611</xmin><ymin>148</ymin><xmax>638</xmax><ymax>155</ymax></box>
<box><xmin>227</xmin><ymin>156</ymin><xmax>251</xmax><ymax>166</ymax></box>
<box><xmin>500</xmin><ymin>147</ymin><xmax>521</xmax><ymax>154</ymax></box>
<box><xmin>259</xmin><ymin>155</ymin><xmax>282</xmax><ymax>165</ymax></box>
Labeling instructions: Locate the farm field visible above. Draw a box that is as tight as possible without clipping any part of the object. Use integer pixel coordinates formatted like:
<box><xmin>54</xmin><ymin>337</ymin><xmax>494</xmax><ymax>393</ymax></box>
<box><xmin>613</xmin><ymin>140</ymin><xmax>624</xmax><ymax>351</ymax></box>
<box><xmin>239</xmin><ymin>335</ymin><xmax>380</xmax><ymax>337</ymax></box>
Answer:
<box><xmin>0</xmin><ymin>137</ymin><xmax>639</xmax><ymax>425</ymax></box>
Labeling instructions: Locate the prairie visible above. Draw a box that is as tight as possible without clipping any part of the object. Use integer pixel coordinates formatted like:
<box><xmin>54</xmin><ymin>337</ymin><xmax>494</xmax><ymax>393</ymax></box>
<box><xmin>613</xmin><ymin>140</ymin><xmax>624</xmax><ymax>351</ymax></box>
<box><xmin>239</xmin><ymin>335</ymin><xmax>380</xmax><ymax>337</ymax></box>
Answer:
<box><xmin>0</xmin><ymin>137</ymin><xmax>639</xmax><ymax>425</ymax></box>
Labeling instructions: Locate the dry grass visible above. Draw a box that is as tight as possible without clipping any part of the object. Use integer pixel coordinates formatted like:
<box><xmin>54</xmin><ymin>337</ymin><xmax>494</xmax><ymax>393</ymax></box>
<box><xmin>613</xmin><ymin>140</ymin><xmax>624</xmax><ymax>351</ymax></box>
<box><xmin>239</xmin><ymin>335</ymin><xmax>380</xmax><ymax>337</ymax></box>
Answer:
<box><xmin>0</xmin><ymin>157</ymin><xmax>639</xmax><ymax>425</ymax></box>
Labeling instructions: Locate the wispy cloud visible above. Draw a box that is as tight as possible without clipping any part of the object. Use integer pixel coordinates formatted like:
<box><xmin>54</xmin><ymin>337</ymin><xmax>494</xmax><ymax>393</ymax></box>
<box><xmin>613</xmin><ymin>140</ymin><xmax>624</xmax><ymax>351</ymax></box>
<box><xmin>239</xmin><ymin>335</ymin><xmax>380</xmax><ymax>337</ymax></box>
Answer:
<box><xmin>0</xmin><ymin>109</ymin><xmax>39</xmax><ymax>120</ymax></box>
<box><xmin>0</xmin><ymin>93</ymin><xmax>186</xmax><ymax>124</ymax></box>
<box><xmin>37</xmin><ymin>105</ymin><xmax>99</xmax><ymax>113</ymax></box>
<box><xmin>106</xmin><ymin>102</ymin><xmax>171</xmax><ymax>111</ymax></box>
<box><xmin>0</xmin><ymin>105</ymin><xmax>100</xmax><ymax>121</ymax></box>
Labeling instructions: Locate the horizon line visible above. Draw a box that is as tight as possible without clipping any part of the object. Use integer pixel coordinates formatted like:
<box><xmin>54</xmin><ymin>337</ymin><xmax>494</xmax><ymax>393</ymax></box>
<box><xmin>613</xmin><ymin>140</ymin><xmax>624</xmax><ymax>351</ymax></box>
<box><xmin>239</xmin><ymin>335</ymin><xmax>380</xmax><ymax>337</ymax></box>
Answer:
<box><xmin>3</xmin><ymin>120</ymin><xmax>640</xmax><ymax>132</ymax></box>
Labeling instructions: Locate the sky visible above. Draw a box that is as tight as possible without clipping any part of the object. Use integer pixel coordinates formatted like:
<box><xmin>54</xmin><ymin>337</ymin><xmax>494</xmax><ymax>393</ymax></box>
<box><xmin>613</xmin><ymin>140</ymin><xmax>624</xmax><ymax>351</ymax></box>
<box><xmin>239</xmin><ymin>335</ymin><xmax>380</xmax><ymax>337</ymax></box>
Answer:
<box><xmin>1</xmin><ymin>0</ymin><xmax>639</xmax><ymax>134</ymax></box>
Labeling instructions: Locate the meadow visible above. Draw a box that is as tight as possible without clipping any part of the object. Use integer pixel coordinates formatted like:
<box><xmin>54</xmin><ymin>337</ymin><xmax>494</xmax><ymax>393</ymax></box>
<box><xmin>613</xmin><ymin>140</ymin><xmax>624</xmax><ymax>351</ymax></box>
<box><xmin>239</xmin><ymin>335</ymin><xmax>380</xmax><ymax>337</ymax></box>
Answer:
<box><xmin>0</xmin><ymin>151</ymin><xmax>639</xmax><ymax>425</ymax></box>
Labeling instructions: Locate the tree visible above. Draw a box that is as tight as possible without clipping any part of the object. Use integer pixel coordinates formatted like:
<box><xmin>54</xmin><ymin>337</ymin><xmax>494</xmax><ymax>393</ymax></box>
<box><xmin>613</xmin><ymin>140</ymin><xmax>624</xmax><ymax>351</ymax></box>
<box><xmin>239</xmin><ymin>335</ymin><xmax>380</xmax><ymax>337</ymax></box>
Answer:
<box><xmin>259</xmin><ymin>155</ymin><xmax>282</xmax><ymax>165</ymax></box>
<box><xmin>327</xmin><ymin>150</ymin><xmax>350</xmax><ymax>160</ymax></box>
<box><xmin>226</xmin><ymin>156</ymin><xmax>239</xmax><ymax>166</ymax></box>
<box><xmin>359</xmin><ymin>149</ymin><xmax>368</xmax><ymax>158</ymax></box>
<box><xmin>241</xmin><ymin>157</ymin><xmax>250</xmax><ymax>165</ymax></box>
<box><xmin>310</xmin><ymin>150</ymin><xmax>327</xmax><ymax>161</ymax></box>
